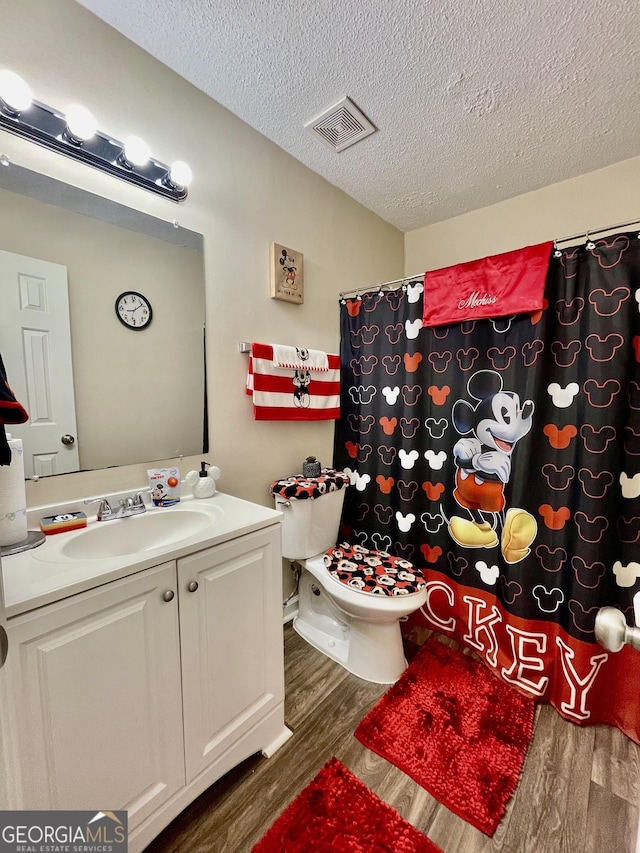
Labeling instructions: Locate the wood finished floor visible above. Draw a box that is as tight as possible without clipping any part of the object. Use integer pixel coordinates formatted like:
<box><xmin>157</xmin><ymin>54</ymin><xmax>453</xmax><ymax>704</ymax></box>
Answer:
<box><xmin>144</xmin><ymin>624</ymin><xmax>640</xmax><ymax>853</ymax></box>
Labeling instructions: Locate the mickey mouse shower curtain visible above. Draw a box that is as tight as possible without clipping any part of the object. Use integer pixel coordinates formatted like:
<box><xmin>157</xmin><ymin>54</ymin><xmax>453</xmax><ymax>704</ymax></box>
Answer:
<box><xmin>333</xmin><ymin>233</ymin><xmax>640</xmax><ymax>742</ymax></box>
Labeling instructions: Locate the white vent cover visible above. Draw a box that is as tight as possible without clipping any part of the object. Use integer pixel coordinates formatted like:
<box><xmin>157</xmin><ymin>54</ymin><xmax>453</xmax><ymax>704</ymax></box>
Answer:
<box><xmin>305</xmin><ymin>96</ymin><xmax>376</xmax><ymax>152</ymax></box>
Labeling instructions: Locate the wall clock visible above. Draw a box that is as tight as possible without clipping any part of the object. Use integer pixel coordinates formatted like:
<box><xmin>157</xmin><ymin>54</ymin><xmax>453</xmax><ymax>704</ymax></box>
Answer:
<box><xmin>115</xmin><ymin>290</ymin><xmax>153</xmax><ymax>330</ymax></box>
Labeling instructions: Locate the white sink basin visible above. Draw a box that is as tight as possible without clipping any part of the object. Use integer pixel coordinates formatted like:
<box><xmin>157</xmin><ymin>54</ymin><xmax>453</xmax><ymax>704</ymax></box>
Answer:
<box><xmin>60</xmin><ymin>508</ymin><xmax>216</xmax><ymax>559</ymax></box>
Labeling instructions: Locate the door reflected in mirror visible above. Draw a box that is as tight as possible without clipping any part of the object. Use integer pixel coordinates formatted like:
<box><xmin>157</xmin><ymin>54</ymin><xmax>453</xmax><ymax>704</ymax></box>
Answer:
<box><xmin>0</xmin><ymin>162</ymin><xmax>206</xmax><ymax>478</ymax></box>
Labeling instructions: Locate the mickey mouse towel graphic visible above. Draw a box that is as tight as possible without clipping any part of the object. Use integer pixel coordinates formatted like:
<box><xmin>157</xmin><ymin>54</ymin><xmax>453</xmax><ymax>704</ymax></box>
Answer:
<box><xmin>447</xmin><ymin>370</ymin><xmax>537</xmax><ymax>564</ymax></box>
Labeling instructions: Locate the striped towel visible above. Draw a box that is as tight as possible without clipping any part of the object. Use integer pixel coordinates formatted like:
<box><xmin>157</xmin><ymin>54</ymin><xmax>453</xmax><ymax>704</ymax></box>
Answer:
<box><xmin>247</xmin><ymin>342</ymin><xmax>340</xmax><ymax>421</ymax></box>
<box><xmin>272</xmin><ymin>344</ymin><xmax>329</xmax><ymax>371</ymax></box>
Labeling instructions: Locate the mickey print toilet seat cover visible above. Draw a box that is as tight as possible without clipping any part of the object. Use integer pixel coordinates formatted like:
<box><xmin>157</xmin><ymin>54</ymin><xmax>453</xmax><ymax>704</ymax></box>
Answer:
<box><xmin>324</xmin><ymin>542</ymin><xmax>426</xmax><ymax>596</ymax></box>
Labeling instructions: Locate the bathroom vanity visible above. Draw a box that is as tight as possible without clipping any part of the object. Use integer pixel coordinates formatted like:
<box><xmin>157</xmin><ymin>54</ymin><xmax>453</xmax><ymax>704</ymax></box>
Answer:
<box><xmin>0</xmin><ymin>492</ymin><xmax>291</xmax><ymax>852</ymax></box>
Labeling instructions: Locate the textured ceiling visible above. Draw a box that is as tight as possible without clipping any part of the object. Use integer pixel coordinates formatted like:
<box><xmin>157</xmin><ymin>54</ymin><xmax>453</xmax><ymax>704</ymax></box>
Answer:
<box><xmin>75</xmin><ymin>0</ymin><xmax>640</xmax><ymax>232</ymax></box>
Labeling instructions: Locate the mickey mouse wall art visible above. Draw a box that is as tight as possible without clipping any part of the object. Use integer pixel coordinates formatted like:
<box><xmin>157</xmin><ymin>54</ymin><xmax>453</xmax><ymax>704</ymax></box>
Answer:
<box><xmin>270</xmin><ymin>242</ymin><xmax>304</xmax><ymax>304</ymax></box>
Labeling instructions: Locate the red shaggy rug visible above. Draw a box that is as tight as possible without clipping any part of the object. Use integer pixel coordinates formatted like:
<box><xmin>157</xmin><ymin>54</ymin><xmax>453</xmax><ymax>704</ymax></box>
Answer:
<box><xmin>251</xmin><ymin>757</ymin><xmax>443</xmax><ymax>853</ymax></box>
<box><xmin>355</xmin><ymin>635</ymin><xmax>535</xmax><ymax>836</ymax></box>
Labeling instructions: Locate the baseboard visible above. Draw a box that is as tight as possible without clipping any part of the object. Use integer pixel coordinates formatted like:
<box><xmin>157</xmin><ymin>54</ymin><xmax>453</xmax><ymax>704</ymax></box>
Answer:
<box><xmin>283</xmin><ymin>595</ymin><xmax>299</xmax><ymax>624</ymax></box>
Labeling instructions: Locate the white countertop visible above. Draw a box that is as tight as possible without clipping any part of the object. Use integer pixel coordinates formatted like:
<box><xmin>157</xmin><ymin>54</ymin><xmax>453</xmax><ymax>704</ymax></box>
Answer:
<box><xmin>2</xmin><ymin>492</ymin><xmax>282</xmax><ymax>619</ymax></box>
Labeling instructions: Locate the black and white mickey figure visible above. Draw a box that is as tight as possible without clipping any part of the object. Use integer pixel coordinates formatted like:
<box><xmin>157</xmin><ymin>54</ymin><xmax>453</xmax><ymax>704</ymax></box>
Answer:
<box><xmin>292</xmin><ymin>368</ymin><xmax>311</xmax><ymax>407</ymax></box>
<box><xmin>279</xmin><ymin>249</ymin><xmax>298</xmax><ymax>289</ymax></box>
<box><xmin>448</xmin><ymin>369</ymin><xmax>538</xmax><ymax>564</ymax></box>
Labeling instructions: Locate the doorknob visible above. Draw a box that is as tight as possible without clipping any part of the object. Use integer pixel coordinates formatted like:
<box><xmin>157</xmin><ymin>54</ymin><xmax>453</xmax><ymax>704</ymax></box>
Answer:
<box><xmin>61</xmin><ymin>434</ymin><xmax>76</xmax><ymax>445</ymax></box>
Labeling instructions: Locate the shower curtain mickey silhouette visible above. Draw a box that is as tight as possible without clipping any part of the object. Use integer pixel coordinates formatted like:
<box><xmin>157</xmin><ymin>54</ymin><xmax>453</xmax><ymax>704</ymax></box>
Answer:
<box><xmin>334</xmin><ymin>234</ymin><xmax>640</xmax><ymax>743</ymax></box>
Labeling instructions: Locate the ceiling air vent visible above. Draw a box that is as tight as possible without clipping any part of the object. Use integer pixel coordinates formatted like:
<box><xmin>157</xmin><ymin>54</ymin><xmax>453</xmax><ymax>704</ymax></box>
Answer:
<box><xmin>305</xmin><ymin>96</ymin><xmax>376</xmax><ymax>152</ymax></box>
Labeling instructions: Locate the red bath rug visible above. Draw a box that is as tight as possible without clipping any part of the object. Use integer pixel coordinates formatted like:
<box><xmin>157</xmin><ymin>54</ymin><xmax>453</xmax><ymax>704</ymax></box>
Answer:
<box><xmin>355</xmin><ymin>636</ymin><xmax>535</xmax><ymax>836</ymax></box>
<box><xmin>251</xmin><ymin>756</ymin><xmax>442</xmax><ymax>853</ymax></box>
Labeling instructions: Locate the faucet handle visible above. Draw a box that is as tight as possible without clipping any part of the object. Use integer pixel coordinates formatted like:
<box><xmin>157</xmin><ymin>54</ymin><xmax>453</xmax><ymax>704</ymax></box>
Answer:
<box><xmin>83</xmin><ymin>497</ymin><xmax>113</xmax><ymax>520</ymax></box>
<box><xmin>132</xmin><ymin>492</ymin><xmax>145</xmax><ymax>507</ymax></box>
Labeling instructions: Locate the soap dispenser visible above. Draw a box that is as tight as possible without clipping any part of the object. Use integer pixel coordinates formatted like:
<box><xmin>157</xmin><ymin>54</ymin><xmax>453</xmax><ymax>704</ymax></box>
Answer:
<box><xmin>185</xmin><ymin>462</ymin><xmax>220</xmax><ymax>498</ymax></box>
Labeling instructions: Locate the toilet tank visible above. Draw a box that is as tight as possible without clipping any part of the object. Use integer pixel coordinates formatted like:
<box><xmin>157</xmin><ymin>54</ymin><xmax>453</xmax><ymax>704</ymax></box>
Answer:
<box><xmin>275</xmin><ymin>488</ymin><xmax>346</xmax><ymax>560</ymax></box>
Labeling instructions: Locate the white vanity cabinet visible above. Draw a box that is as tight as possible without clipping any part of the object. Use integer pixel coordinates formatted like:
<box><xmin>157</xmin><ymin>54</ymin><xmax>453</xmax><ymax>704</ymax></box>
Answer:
<box><xmin>1</xmin><ymin>504</ymin><xmax>289</xmax><ymax>853</ymax></box>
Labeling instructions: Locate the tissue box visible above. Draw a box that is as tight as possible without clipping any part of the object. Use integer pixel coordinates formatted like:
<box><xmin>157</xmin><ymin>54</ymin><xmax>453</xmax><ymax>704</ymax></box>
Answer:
<box><xmin>40</xmin><ymin>511</ymin><xmax>88</xmax><ymax>535</ymax></box>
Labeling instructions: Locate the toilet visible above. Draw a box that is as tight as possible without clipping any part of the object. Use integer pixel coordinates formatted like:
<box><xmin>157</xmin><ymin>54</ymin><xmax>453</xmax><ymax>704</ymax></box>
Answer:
<box><xmin>271</xmin><ymin>470</ymin><xmax>428</xmax><ymax>684</ymax></box>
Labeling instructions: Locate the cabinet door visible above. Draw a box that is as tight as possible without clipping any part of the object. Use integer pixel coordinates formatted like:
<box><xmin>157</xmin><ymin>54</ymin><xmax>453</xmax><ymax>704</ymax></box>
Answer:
<box><xmin>3</xmin><ymin>561</ymin><xmax>185</xmax><ymax>829</ymax></box>
<box><xmin>178</xmin><ymin>526</ymin><xmax>284</xmax><ymax>781</ymax></box>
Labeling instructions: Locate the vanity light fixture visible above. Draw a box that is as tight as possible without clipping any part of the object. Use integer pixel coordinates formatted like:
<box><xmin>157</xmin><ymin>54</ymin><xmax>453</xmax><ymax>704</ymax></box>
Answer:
<box><xmin>0</xmin><ymin>69</ymin><xmax>191</xmax><ymax>202</ymax></box>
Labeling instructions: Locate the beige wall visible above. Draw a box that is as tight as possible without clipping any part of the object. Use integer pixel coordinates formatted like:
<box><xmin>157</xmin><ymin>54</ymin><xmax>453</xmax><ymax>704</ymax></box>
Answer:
<box><xmin>405</xmin><ymin>155</ymin><xmax>640</xmax><ymax>272</ymax></box>
<box><xmin>0</xmin><ymin>0</ymin><xmax>404</xmax><ymax>508</ymax></box>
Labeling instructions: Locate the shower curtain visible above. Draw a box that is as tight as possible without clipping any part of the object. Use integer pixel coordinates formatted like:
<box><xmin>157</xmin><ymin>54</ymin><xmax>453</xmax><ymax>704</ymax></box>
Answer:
<box><xmin>334</xmin><ymin>233</ymin><xmax>640</xmax><ymax>743</ymax></box>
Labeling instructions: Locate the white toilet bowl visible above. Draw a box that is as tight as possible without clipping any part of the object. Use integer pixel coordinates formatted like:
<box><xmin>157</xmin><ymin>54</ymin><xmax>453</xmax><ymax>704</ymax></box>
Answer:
<box><xmin>294</xmin><ymin>553</ymin><xmax>427</xmax><ymax>684</ymax></box>
<box><xmin>272</xmin><ymin>470</ymin><xmax>427</xmax><ymax>684</ymax></box>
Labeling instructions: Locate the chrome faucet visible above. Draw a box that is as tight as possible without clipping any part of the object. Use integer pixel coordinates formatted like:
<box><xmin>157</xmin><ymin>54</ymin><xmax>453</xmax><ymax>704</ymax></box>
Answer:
<box><xmin>84</xmin><ymin>493</ymin><xmax>146</xmax><ymax>522</ymax></box>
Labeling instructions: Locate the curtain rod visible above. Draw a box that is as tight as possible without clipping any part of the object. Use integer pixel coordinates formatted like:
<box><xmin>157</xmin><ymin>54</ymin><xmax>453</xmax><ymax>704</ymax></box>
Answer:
<box><xmin>338</xmin><ymin>216</ymin><xmax>640</xmax><ymax>301</ymax></box>
<box><xmin>339</xmin><ymin>273</ymin><xmax>424</xmax><ymax>300</ymax></box>
<box><xmin>554</xmin><ymin>216</ymin><xmax>640</xmax><ymax>246</ymax></box>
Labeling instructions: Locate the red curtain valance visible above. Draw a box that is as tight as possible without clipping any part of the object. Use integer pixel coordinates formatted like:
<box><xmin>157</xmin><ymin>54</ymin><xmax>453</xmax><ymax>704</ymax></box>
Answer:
<box><xmin>423</xmin><ymin>241</ymin><xmax>553</xmax><ymax>327</ymax></box>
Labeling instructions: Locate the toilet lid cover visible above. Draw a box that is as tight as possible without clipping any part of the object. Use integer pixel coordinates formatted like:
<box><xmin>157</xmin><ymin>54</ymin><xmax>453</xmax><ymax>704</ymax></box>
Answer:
<box><xmin>270</xmin><ymin>469</ymin><xmax>349</xmax><ymax>500</ymax></box>
<box><xmin>323</xmin><ymin>542</ymin><xmax>426</xmax><ymax>596</ymax></box>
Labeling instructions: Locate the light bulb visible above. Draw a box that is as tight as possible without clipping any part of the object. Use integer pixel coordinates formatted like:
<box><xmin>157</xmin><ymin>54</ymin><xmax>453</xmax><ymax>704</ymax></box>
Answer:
<box><xmin>168</xmin><ymin>160</ymin><xmax>192</xmax><ymax>188</ymax></box>
<box><xmin>122</xmin><ymin>135</ymin><xmax>150</xmax><ymax>167</ymax></box>
<box><xmin>64</xmin><ymin>104</ymin><xmax>97</xmax><ymax>142</ymax></box>
<box><xmin>0</xmin><ymin>69</ymin><xmax>32</xmax><ymax>113</ymax></box>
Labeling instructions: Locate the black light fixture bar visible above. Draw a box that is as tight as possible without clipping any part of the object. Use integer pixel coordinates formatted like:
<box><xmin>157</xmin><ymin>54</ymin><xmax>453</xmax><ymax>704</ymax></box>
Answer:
<box><xmin>0</xmin><ymin>99</ymin><xmax>188</xmax><ymax>202</ymax></box>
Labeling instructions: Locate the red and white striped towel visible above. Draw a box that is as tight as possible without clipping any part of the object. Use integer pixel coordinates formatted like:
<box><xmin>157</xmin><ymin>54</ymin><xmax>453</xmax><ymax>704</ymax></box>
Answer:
<box><xmin>246</xmin><ymin>342</ymin><xmax>340</xmax><ymax>421</ymax></box>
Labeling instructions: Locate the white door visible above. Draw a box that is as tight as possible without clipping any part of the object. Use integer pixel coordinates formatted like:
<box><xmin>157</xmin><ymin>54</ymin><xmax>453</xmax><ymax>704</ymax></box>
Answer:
<box><xmin>0</xmin><ymin>249</ymin><xmax>79</xmax><ymax>477</ymax></box>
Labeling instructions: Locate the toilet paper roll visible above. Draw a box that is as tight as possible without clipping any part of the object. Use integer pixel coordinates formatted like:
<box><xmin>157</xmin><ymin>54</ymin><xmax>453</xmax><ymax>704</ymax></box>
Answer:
<box><xmin>0</xmin><ymin>436</ymin><xmax>28</xmax><ymax>546</ymax></box>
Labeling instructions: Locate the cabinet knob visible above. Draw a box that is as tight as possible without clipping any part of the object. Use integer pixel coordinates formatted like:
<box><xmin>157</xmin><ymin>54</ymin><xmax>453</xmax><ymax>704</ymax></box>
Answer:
<box><xmin>162</xmin><ymin>590</ymin><xmax>175</xmax><ymax>602</ymax></box>
<box><xmin>187</xmin><ymin>581</ymin><xmax>198</xmax><ymax>593</ymax></box>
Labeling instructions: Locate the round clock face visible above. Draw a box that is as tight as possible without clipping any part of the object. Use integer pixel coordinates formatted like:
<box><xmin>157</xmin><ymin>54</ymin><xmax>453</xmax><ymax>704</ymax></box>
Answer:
<box><xmin>115</xmin><ymin>291</ymin><xmax>152</xmax><ymax>330</ymax></box>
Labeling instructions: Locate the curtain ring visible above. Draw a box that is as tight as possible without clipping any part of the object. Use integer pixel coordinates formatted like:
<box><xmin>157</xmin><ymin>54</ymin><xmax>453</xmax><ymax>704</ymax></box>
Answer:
<box><xmin>586</xmin><ymin>231</ymin><xmax>595</xmax><ymax>250</ymax></box>
<box><xmin>553</xmin><ymin>239</ymin><xmax>562</xmax><ymax>259</ymax></box>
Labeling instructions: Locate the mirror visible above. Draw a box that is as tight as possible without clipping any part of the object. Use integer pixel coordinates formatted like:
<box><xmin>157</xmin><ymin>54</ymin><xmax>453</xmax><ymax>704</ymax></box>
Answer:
<box><xmin>0</xmin><ymin>160</ymin><xmax>206</xmax><ymax>478</ymax></box>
